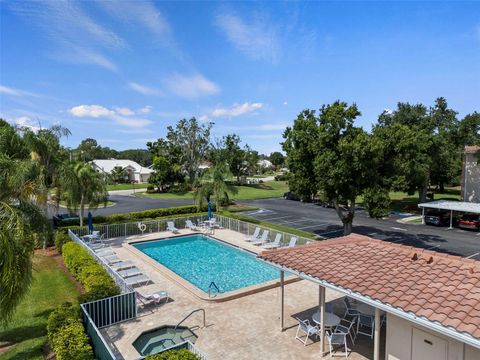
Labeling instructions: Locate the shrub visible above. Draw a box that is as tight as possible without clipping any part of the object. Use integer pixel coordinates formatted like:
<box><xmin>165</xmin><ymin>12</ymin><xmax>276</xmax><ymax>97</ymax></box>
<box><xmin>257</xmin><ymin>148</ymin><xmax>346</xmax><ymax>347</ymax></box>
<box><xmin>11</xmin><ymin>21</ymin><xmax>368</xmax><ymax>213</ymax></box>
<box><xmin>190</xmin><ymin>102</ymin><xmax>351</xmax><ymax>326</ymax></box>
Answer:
<box><xmin>145</xmin><ymin>349</ymin><xmax>201</xmax><ymax>360</ymax></box>
<box><xmin>274</xmin><ymin>174</ymin><xmax>288</xmax><ymax>181</ymax></box>
<box><xmin>363</xmin><ymin>187</ymin><xmax>391</xmax><ymax>218</ymax></box>
<box><xmin>47</xmin><ymin>302</ymin><xmax>94</xmax><ymax>360</ymax></box>
<box><xmin>146</xmin><ymin>184</ymin><xmax>156</xmax><ymax>193</ymax></box>
<box><xmin>62</xmin><ymin>242</ymin><xmax>120</xmax><ymax>301</ymax></box>
<box><xmin>54</xmin><ymin>231</ymin><xmax>71</xmax><ymax>253</ymax></box>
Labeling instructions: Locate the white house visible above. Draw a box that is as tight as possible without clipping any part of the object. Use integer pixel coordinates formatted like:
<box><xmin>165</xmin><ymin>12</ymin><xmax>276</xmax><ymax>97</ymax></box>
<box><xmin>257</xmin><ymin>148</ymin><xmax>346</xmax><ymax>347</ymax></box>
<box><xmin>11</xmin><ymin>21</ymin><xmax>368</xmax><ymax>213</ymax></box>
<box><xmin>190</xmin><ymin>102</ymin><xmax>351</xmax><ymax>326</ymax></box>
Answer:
<box><xmin>461</xmin><ymin>146</ymin><xmax>480</xmax><ymax>203</ymax></box>
<box><xmin>91</xmin><ymin>159</ymin><xmax>153</xmax><ymax>183</ymax></box>
<box><xmin>257</xmin><ymin>159</ymin><xmax>273</xmax><ymax>169</ymax></box>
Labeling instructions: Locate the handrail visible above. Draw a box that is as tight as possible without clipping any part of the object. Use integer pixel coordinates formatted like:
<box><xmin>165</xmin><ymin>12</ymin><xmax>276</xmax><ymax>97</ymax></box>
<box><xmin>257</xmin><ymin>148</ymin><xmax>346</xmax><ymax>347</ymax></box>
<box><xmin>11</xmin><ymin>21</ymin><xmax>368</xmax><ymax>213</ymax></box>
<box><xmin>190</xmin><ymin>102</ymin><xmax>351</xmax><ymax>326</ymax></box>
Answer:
<box><xmin>208</xmin><ymin>281</ymin><xmax>221</xmax><ymax>298</ymax></box>
<box><xmin>174</xmin><ymin>308</ymin><xmax>206</xmax><ymax>331</ymax></box>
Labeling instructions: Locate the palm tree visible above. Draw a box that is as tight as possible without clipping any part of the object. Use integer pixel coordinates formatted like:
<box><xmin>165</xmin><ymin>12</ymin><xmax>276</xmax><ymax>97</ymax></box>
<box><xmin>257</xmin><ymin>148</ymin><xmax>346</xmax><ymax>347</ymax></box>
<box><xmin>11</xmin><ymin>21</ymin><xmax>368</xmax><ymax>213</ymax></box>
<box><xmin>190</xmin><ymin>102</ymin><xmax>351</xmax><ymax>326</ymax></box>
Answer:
<box><xmin>194</xmin><ymin>162</ymin><xmax>237</xmax><ymax>211</ymax></box>
<box><xmin>110</xmin><ymin>166</ymin><xmax>129</xmax><ymax>184</ymax></box>
<box><xmin>0</xmin><ymin>155</ymin><xmax>47</xmax><ymax>323</ymax></box>
<box><xmin>61</xmin><ymin>162</ymin><xmax>108</xmax><ymax>227</ymax></box>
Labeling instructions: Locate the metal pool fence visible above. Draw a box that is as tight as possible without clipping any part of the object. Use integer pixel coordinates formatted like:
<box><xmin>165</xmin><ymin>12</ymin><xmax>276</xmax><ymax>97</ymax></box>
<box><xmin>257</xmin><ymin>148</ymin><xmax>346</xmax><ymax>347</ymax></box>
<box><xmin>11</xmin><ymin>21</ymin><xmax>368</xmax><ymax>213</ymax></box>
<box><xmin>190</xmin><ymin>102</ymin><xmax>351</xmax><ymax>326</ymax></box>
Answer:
<box><xmin>70</xmin><ymin>213</ymin><xmax>313</xmax><ymax>247</ymax></box>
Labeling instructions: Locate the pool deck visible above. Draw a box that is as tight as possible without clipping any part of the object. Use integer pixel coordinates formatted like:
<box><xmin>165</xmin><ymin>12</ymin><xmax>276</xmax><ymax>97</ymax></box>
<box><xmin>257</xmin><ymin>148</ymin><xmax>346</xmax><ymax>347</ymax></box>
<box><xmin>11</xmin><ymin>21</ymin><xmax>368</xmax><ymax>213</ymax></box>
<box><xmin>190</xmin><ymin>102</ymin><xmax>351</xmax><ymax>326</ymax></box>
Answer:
<box><xmin>101</xmin><ymin>229</ymin><xmax>383</xmax><ymax>359</ymax></box>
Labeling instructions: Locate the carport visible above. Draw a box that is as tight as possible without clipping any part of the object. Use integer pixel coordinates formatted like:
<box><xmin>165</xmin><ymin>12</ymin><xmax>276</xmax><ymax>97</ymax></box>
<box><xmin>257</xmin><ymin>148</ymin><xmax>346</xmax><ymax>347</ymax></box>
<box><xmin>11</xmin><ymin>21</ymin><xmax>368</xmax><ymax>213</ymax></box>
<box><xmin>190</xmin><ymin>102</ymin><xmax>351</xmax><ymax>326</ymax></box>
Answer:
<box><xmin>418</xmin><ymin>200</ymin><xmax>480</xmax><ymax>229</ymax></box>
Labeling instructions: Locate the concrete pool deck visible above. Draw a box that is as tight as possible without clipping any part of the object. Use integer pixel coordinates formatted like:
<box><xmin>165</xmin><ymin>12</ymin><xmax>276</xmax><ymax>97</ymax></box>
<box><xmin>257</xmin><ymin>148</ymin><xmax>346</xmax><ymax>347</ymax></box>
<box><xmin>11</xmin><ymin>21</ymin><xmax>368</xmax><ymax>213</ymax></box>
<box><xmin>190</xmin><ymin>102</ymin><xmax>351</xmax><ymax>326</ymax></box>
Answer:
<box><xmin>101</xmin><ymin>229</ymin><xmax>383</xmax><ymax>359</ymax></box>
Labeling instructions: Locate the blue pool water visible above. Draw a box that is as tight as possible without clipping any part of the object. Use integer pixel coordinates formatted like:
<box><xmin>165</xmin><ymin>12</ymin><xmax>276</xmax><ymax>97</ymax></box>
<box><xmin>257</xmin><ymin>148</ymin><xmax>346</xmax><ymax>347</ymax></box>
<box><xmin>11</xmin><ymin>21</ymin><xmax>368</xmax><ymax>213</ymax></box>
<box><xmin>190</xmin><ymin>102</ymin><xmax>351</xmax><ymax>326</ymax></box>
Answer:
<box><xmin>133</xmin><ymin>234</ymin><xmax>280</xmax><ymax>293</ymax></box>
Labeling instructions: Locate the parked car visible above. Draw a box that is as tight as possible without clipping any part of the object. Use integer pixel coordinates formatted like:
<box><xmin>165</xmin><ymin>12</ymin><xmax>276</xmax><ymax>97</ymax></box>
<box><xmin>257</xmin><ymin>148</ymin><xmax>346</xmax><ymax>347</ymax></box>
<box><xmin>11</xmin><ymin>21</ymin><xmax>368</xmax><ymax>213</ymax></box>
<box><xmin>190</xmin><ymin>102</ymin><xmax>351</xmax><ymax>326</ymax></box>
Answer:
<box><xmin>283</xmin><ymin>192</ymin><xmax>300</xmax><ymax>201</ymax></box>
<box><xmin>53</xmin><ymin>213</ymin><xmax>79</xmax><ymax>227</ymax></box>
<box><xmin>457</xmin><ymin>214</ymin><xmax>480</xmax><ymax>231</ymax></box>
<box><xmin>424</xmin><ymin>210</ymin><xmax>452</xmax><ymax>227</ymax></box>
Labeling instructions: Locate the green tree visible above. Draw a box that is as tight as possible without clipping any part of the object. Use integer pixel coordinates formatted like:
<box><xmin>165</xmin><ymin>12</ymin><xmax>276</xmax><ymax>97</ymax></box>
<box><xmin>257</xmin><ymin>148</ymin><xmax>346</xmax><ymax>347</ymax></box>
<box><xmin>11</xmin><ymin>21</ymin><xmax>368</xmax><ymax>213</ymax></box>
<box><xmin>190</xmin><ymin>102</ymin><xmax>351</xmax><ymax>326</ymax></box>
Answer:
<box><xmin>282</xmin><ymin>110</ymin><xmax>319</xmax><ymax>201</ymax></box>
<box><xmin>194</xmin><ymin>162</ymin><xmax>237</xmax><ymax>210</ymax></box>
<box><xmin>457</xmin><ymin>112</ymin><xmax>480</xmax><ymax>147</ymax></box>
<box><xmin>269</xmin><ymin>151</ymin><xmax>285</xmax><ymax>168</ymax></box>
<box><xmin>61</xmin><ymin>162</ymin><xmax>108</xmax><ymax>227</ymax></box>
<box><xmin>147</xmin><ymin>139</ymin><xmax>184</xmax><ymax>191</ymax></box>
<box><xmin>110</xmin><ymin>166</ymin><xmax>128</xmax><ymax>183</ymax></box>
<box><xmin>75</xmin><ymin>138</ymin><xmax>118</xmax><ymax>161</ymax></box>
<box><xmin>117</xmin><ymin>149</ymin><xmax>152</xmax><ymax>167</ymax></box>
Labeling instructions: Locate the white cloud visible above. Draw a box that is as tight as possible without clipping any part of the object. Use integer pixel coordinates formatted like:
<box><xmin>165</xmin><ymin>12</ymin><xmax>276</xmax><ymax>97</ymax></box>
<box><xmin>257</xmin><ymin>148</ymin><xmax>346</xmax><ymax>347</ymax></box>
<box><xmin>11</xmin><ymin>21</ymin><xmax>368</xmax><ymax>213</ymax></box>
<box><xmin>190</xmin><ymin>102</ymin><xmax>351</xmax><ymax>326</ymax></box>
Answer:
<box><xmin>164</xmin><ymin>73</ymin><xmax>220</xmax><ymax>99</ymax></box>
<box><xmin>69</xmin><ymin>104</ymin><xmax>152</xmax><ymax>128</ymax></box>
<box><xmin>13</xmin><ymin>116</ymin><xmax>41</xmax><ymax>132</ymax></box>
<box><xmin>220</xmin><ymin>123</ymin><xmax>289</xmax><ymax>131</ymax></box>
<box><xmin>138</xmin><ymin>106</ymin><xmax>152</xmax><ymax>114</ymax></box>
<box><xmin>212</xmin><ymin>102</ymin><xmax>263</xmax><ymax>118</ymax></box>
<box><xmin>283</xmin><ymin>101</ymin><xmax>288</xmax><ymax>106</ymax></box>
<box><xmin>128</xmin><ymin>82</ymin><xmax>162</xmax><ymax>96</ymax></box>
<box><xmin>0</xmin><ymin>84</ymin><xmax>39</xmax><ymax>97</ymax></box>
<box><xmin>215</xmin><ymin>13</ymin><xmax>279</xmax><ymax>62</ymax></box>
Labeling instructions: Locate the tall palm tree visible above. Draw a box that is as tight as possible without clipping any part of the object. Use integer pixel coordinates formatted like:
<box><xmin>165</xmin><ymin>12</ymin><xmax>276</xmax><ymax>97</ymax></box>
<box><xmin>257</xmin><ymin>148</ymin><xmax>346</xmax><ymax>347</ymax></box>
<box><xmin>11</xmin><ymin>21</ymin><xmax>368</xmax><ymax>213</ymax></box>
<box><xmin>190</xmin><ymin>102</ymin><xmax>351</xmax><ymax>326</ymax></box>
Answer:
<box><xmin>0</xmin><ymin>155</ymin><xmax>47</xmax><ymax>323</ymax></box>
<box><xmin>194</xmin><ymin>162</ymin><xmax>237</xmax><ymax>211</ymax></box>
<box><xmin>61</xmin><ymin>162</ymin><xmax>108</xmax><ymax>227</ymax></box>
<box><xmin>110</xmin><ymin>166</ymin><xmax>129</xmax><ymax>183</ymax></box>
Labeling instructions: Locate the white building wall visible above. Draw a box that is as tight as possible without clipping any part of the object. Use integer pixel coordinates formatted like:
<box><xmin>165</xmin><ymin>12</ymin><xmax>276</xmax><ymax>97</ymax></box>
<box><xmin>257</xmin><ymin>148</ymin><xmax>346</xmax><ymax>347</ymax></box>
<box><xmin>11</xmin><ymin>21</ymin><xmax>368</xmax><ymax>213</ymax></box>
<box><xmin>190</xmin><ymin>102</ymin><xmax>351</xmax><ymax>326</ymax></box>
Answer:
<box><xmin>463</xmin><ymin>153</ymin><xmax>480</xmax><ymax>202</ymax></box>
<box><xmin>385</xmin><ymin>313</ymin><xmax>480</xmax><ymax>360</ymax></box>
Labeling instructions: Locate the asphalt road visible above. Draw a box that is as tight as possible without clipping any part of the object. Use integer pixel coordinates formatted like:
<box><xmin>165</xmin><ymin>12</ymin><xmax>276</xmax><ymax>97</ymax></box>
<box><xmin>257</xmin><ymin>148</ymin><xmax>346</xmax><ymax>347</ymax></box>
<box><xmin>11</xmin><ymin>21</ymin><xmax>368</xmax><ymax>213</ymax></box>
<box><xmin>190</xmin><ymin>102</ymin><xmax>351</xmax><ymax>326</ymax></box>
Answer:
<box><xmin>239</xmin><ymin>198</ymin><xmax>480</xmax><ymax>260</ymax></box>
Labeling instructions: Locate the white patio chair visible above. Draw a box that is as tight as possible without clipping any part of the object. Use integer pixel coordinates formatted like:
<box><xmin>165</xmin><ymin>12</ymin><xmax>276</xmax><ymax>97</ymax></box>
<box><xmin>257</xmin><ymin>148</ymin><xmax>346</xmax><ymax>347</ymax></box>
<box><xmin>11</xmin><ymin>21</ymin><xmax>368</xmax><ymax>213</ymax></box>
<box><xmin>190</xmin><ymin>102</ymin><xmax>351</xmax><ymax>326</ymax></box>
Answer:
<box><xmin>251</xmin><ymin>230</ymin><xmax>269</xmax><ymax>246</ymax></box>
<box><xmin>337</xmin><ymin>318</ymin><xmax>357</xmax><ymax>345</ymax></box>
<box><xmin>343</xmin><ymin>297</ymin><xmax>359</xmax><ymax>319</ymax></box>
<box><xmin>295</xmin><ymin>318</ymin><xmax>319</xmax><ymax>346</ymax></box>
<box><xmin>263</xmin><ymin>233</ymin><xmax>282</xmax><ymax>249</ymax></box>
<box><xmin>288</xmin><ymin>237</ymin><xmax>298</xmax><ymax>247</ymax></box>
<box><xmin>167</xmin><ymin>221</ymin><xmax>179</xmax><ymax>233</ymax></box>
<box><xmin>245</xmin><ymin>227</ymin><xmax>261</xmax><ymax>241</ymax></box>
<box><xmin>326</xmin><ymin>330</ymin><xmax>349</xmax><ymax>357</ymax></box>
<box><xmin>185</xmin><ymin>220</ymin><xmax>200</xmax><ymax>231</ymax></box>
<box><xmin>357</xmin><ymin>314</ymin><xmax>374</xmax><ymax>339</ymax></box>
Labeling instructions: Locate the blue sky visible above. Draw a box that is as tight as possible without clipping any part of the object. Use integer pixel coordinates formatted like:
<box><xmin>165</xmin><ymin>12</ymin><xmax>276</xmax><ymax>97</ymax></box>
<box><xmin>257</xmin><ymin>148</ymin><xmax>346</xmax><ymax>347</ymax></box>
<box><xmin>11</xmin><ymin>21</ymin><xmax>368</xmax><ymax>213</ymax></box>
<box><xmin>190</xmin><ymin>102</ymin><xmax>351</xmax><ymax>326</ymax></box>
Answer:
<box><xmin>1</xmin><ymin>1</ymin><xmax>479</xmax><ymax>154</ymax></box>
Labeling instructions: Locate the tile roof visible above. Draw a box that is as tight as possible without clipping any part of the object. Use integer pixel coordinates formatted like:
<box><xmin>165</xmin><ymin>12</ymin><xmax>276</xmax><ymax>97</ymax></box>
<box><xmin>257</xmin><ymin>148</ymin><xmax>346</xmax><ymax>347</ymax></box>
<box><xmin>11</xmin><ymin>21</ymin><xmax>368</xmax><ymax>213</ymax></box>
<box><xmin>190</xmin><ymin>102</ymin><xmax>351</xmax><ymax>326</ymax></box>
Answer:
<box><xmin>258</xmin><ymin>234</ymin><xmax>480</xmax><ymax>341</ymax></box>
<box><xmin>465</xmin><ymin>145</ymin><xmax>480</xmax><ymax>153</ymax></box>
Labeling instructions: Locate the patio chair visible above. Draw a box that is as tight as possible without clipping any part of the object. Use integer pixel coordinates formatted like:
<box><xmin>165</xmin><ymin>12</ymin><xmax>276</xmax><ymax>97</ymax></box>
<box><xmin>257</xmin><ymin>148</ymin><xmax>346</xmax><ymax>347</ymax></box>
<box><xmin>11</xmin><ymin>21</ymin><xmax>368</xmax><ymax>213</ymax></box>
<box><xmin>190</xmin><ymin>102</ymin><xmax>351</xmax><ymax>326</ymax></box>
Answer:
<box><xmin>167</xmin><ymin>221</ymin><xmax>179</xmax><ymax>233</ymax></box>
<box><xmin>245</xmin><ymin>227</ymin><xmax>261</xmax><ymax>241</ymax></box>
<box><xmin>139</xmin><ymin>290</ymin><xmax>169</xmax><ymax>305</ymax></box>
<box><xmin>185</xmin><ymin>220</ymin><xmax>200</xmax><ymax>231</ymax></box>
<box><xmin>103</xmin><ymin>254</ymin><xmax>120</xmax><ymax>263</ymax></box>
<box><xmin>343</xmin><ymin>298</ymin><xmax>359</xmax><ymax>319</ymax></box>
<box><xmin>326</xmin><ymin>303</ymin><xmax>333</xmax><ymax>313</ymax></box>
<box><xmin>124</xmin><ymin>274</ymin><xmax>151</xmax><ymax>287</ymax></box>
<box><xmin>251</xmin><ymin>230</ymin><xmax>269</xmax><ymax>246</ymax></box>
<box><xmin>288</xmin><ymin>237</ymin><xmax>298</xmax><ymax>247</ymax></box>
<box><xmin>262</xmin><ymin>233</ymin><xmax>282</xmax><ymax>249</ymax></box>
<box><xmin>336</xmin><ymin>318</ymin><xmax>356</xmax><ymax>345</ymax></box>
<box><xmin>94</xmin><ymin>246</ymin><xmax>113</xmax><ymax>253</ymax></box>
<box><xmin>357</xmin><ymin>314</ymin><xmax>374</xmax><ymax>339</ymax></box>
<box><xmin>326</xmin><ymin>330</ymin><xmax>349</xmax><ymax>357</ymax></box>
<box><xmin>295</xmin><ymin>318</ymin><xmax>319</xmax><ymax>346</ymax></box>
<box><xmin>95</xmin><ymin>248</ymin><xmax>115</xmax><ymax>257</ymax></box>
<box><xmin>117</xmin><ymin>267</ymin><xmax>142</xmax><ymax>278</ymax></box>
<box><xmin>109</xmin><ymin>260</ymin><xmax>135</xmax><ymax>271</ymax></box>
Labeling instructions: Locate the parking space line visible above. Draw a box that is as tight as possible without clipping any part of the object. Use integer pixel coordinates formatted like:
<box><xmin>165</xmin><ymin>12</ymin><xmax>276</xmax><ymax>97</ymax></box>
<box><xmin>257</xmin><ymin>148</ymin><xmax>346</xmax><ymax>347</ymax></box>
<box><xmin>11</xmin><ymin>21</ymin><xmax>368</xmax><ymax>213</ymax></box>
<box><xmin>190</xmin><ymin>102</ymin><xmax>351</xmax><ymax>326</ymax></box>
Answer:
<box><xmin>296</xmin><ymin>224</ymin><xmax>329</xmax><ymax>230</ymax></box>
<box><xmin>466</xmin><ymin>252</ymin><xmax>480</xmax><ymax>259</ymax></box>
<box><xmin>426</xmin><ymin>244</ymin><xmax>441</xmax><ymax>250</ymax></box>
<box><xmin>392</xmin><ymin>239</ymin><xmax>405</xmax><ymax>243</ymax></box>
<box><xmin>258</xmin><ymin>216</ymin><xmax>292</xmax><ymax>222</ymax></box>
<box><xmin>391</xmin><ymin>227</ymin><xmax>407</xmax><ymax>231</ymax></box>
<box><xmin>318</xmin><ymin>229</ymin><xmax>344</xmax><ymax>236</ymax></box>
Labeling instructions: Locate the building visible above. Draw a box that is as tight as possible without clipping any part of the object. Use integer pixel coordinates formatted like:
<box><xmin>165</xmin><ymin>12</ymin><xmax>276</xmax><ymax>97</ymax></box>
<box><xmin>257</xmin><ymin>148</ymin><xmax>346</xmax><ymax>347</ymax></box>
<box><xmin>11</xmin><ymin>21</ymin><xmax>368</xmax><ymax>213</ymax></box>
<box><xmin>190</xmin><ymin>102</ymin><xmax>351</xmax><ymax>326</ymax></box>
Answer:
<box><xmin>257</xmin><ymin>159</ymin><xmax>273</xmax><ymax>169</ymax></box>
<box><xmin>91</xmin><ymin>159</ymin><xmax>153</xmax><ymax>183</ymax></box>
<box><xmin>461</xmin><ymin>146</ymin><xmax>480</xmax><ymax>202</ymax></box>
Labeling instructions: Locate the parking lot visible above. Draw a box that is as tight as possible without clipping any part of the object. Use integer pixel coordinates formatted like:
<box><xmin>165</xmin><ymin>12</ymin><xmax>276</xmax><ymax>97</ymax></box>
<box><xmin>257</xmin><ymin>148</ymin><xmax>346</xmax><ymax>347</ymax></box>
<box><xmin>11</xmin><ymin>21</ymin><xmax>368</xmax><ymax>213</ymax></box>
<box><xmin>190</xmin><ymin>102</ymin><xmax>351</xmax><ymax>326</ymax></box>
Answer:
<box><xmin>240</xmin><ymin>198</ymin><xmax>480</xmax><ymax>260</ymax></box>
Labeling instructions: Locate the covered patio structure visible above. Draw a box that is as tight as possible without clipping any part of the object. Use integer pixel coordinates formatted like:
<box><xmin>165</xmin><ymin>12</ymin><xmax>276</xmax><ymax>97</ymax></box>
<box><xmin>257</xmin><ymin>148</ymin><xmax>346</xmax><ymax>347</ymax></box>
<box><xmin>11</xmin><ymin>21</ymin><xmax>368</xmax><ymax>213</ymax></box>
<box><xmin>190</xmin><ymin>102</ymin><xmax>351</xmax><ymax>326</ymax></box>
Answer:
<box><xmin>418</xmin><ymin>200</ymin><xmax>480</xmax><ymax>229</ymax></box>
<box><xmin>258</xmin><ymin>234</ymin><xmax>480</xmax><ymax>359</ymax></box>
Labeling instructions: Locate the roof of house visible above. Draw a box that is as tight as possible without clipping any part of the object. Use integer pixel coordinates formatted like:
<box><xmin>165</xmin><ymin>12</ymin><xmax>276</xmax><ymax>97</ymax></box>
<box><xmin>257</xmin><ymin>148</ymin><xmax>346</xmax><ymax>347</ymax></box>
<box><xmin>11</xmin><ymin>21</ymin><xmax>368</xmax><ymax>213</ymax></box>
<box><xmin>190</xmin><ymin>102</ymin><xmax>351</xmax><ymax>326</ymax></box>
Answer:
<box><xmin>258</xmin><ymin>234</ymin><xmax>480</xmax><ymax>345</ymax></box>
<box><xmin>91</xmin><ymin>159</ymin><xmax>153</xmax><ymax>174</ymax></box>
<box><xmin>418</xmin><ymin>200</ymin><xmax>480</xmax><ymax>214</ymax></box>
<box><xmin>465</xmin><ymin>145</ymin><xmax>480</xmax><ymax>153</ymax></box>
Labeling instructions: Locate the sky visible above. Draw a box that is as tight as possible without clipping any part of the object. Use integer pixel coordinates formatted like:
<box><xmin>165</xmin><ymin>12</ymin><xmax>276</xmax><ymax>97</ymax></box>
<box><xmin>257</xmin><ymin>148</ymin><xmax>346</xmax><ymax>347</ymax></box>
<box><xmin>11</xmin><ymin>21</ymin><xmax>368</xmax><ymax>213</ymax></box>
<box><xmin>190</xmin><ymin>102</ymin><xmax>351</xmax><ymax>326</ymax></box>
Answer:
<box><xmin>1</xmin><ymin>1</ymin><xmax>479</xmax><ymax>155</ymax></box>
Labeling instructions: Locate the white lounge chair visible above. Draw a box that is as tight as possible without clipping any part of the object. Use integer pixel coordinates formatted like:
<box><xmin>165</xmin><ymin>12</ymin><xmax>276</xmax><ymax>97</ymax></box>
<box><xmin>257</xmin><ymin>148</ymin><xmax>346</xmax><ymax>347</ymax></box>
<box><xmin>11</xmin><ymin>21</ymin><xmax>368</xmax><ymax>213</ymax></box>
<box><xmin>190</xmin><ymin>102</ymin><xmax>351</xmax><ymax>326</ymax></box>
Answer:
<box><xmin>251</xmin><ymin>230</ymin><xmax>269</xmax><ymax>246</ymax></box>
<box><xmin>288</xmin><ymin>237</ymin><xmax>298</xmax><ymax>247</ymax></box>
<box><xmin>263</xmin><ymin>233</ymin><xmax>282</xmax><ymax>249</ymax></box>
<box><xmin>185</xmin><ymin>220</ymin><xmax>200</xmax><ymax>231</ymax></box>
<box><xmin>136</xmin><ymin>290</ymin><xmax>169</xmax><ymax>307</ymax></box>
<box><xmin>110</xmin><ymin>260</ymin><xmax>134</xmax><ymax>271</ymax></box>
<box><xmin>95</xmin><ymin>248</ymin><xmax>115</xmax><ymax>257</ymax></box>
<box><xmin>167</xmin><ymin>221</ymin><xmax>179</xmax><ymax>233</ymax></box>
<box><xmin>125</xmin><ymin>274</ymin><xmax>150</xmax><ymax>287</ymax></box>
<box><xmin>295</xmin><ymin>318</ymin><xmax>319</xmax><ymax>346</ymax></box>
<box><xmin>245</xmin><ymin>227</ymin><xmax>261</xmax><ymax>242</ymax></box>
<box><xmin>117</xmin><ymin>267</ymin><xmax>142</xmax><ymax>278</ymax></box>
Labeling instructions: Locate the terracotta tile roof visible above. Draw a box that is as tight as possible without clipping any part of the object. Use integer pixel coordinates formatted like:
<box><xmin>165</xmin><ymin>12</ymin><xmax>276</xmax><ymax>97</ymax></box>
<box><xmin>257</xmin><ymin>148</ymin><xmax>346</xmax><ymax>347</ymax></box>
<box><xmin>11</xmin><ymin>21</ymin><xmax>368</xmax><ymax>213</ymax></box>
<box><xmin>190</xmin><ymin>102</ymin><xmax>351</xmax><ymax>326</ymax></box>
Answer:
<box><xmin>258</xmin><ymin>233</ymin><xmax>480</xmax><ymax>341</ymax></box>
<box><xmin>465</xmin><ymin>145</ymin><xmax>480</xmax><ymax>153</ymax></box>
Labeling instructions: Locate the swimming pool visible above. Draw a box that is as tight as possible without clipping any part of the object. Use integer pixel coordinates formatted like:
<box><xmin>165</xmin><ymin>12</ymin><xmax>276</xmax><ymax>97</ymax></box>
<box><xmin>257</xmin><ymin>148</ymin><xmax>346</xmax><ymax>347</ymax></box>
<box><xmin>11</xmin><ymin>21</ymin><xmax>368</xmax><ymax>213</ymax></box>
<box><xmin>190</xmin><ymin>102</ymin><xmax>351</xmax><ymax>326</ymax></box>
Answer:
<box><xmin>132</xmin><ymin>234</ymin><xmax>280</xmax><ymax>293</ymax></box>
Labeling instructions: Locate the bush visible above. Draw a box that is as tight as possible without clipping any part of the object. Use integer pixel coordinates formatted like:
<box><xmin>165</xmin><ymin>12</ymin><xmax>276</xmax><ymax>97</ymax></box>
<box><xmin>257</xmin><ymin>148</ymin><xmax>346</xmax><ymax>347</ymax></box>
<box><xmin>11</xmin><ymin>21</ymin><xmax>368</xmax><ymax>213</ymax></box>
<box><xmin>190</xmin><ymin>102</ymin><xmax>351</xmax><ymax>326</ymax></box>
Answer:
<box><xmin>145</xmin><ymin>349</ymin><xmax>200</xmax><ymax>360</ymax></box>
<box><xmin>146</xmin><ymin>184</ymin><xmax>156</xmax><ymax>193</ymax></box>
<box><xmin>62</xmin><ymin>242</ymin><xmax>120</xmax><ymax>301</ymax></box>
<box><xmin>47</xmin><ymin>302</ymin><xmax>94</xmax><ymax>360</ymax></box>
<box><xmin>54</xmin><ymin>231</ymin><xmax>71</xmax><ymax>253</ymax></box>
<box><xmin>363</xmin><ymin>187</ymin><xmax>391</xmax><ymax>218</ymax></box>
<box><xmin>58</xmin><ymin>205</ymin><xmax>213</xmax><ymax>227</ymax></box>
<box><xmin>274</xmin><ymin>174</ymin><xmax>288</xmax><ymax>181</ymax></box>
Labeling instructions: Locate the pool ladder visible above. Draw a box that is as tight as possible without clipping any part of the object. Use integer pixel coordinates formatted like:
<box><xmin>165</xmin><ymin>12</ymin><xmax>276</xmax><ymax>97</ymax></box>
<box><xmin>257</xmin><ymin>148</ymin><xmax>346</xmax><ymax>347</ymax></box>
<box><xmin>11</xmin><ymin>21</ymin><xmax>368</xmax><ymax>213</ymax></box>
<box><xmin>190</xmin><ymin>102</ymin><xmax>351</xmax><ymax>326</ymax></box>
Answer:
<box><xmin>208</xmin><ymin>281</ymin><xmax>221</xmax><ymax>298</ymax></box>
<box><xmin>174</xmin><ymin>308</ymin><xmax>206</xmax><ymax>331</ymax></box>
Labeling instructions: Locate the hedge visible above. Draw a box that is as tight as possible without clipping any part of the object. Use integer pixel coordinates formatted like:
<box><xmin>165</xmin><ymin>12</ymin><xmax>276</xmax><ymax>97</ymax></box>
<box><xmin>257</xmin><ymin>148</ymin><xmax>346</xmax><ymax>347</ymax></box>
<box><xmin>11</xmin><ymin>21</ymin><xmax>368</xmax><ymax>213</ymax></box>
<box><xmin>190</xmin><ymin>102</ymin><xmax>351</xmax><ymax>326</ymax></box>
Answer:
<box><xmin>145</xmin><ymin>349</ymin><xmax>200</xmax><ymax>360</ymax></box>
<box><xmin>47</xmin><ymin>302</ymin><xmax>94</xmax><ymax>360</ymax></box>
<box><xmin>58</xmin><ymin>204</ymin><xmax>214</xmax><ymax>227</ymax></box>
<box><xmin>62</xmin><ymin>242</ymin><xmax>120</xmax><ymax>302</ymax></box>
<box><xmin>55</xmin><ymin>231</ymin><xmax>72</xmax><ymax>253</ymax></box>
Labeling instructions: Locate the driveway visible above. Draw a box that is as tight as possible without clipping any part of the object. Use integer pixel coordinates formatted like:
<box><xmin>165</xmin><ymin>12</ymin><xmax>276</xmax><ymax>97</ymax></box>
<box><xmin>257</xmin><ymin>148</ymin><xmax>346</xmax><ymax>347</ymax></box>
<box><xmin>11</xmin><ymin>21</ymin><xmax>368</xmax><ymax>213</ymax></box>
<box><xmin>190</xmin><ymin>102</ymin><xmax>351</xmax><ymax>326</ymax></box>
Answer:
<box><xmin>239</xmin><ymin>198</ymin><xmax>480</xmax><ymax>259</ymax></box>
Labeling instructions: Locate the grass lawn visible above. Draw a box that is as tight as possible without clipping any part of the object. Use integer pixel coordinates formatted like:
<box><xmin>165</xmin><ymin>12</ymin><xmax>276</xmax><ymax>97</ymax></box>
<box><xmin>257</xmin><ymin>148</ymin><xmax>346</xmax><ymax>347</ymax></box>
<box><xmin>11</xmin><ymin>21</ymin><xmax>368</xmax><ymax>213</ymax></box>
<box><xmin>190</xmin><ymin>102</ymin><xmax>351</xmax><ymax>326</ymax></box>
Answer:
<box><xmin>106</xmin><ymin>183</ymin><xmax>148</xmax><ymax>191</ymax></box>
<box><xmin>136</xmin><ymin>181</ymin><xmax>289</xmax><ymax>201</ymax></box>
<box><xmin>0</xmin><ymin>251</ymin><xmax>80</xmax><ymax>360</ymax></box>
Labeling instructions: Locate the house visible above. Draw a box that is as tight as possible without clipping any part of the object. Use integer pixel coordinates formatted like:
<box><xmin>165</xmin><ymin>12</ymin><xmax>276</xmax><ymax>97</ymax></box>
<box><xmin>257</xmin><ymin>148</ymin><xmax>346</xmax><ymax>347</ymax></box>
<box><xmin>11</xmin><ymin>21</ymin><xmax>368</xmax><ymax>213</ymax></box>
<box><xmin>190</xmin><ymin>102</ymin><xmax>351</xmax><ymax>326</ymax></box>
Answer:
<box><xmin>91</xmin><ymin>159</ymin><xmax>153</xmax><ymax>183</ymax></box>
<box><xmin>257</xmin><ymin>159</ymin><xmax>273</xmax><ymax>169</ymax></box>
<box><xmin>259</xmin><ymin>233</ymin><xmax>480</xmax><ymax>360</ymax></box>
<box><xmin>461</xmin><ymin>146</ymin><xmax>480</xmax><ymax>202</ymax></box>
